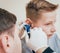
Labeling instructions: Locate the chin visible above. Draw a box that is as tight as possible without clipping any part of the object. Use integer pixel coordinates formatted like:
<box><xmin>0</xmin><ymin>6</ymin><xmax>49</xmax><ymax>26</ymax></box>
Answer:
<box><xmin>48</xmin><ymin>34</ymin><xmax>53</xmax><ymax>38</ymax></box>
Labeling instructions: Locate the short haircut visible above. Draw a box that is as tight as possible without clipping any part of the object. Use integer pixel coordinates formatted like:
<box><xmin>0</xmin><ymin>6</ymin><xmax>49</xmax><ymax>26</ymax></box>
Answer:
<box><xmin>26</xmin><ymin>0</ymin><xmax>58</xmax><ymax>22</ymax></box>
<box><xmin>0</xmin><ymin>8</ymin><xmax>17</xmax><ymax>35</ymax></box>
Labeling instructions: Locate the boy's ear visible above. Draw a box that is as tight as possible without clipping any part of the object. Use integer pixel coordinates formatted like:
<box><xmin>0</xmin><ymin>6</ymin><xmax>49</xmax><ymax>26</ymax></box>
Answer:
<box><xmin>26</xmin><ymin>18</ymin><xmax>34</xmax><ymax>27</ymax></box>
<box><xmin>25</xmin><ymin>18</ymin><xmax>32</xmax><ymax>24</ymax></box>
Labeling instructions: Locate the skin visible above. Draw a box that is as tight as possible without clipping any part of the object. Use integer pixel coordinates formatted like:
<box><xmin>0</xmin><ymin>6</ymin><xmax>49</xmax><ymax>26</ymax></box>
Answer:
<box><xmin>31</xmin><ymin>11</ymin><xmax>56</xmax><ymax>38</ymax></box>
<box><xmin>25</xmin><ymin>11</ymin><xmax>57</xmax><ymax>53</ymax></box>
<box><xmin>19</xmin><ymin>10</ymin><xmax>57</xmax><ymax>53</ymax></box>
<box><xmin>0</xmin><ymin>25</ymin><xmax>22</xmax><ymax>53</ymax></box>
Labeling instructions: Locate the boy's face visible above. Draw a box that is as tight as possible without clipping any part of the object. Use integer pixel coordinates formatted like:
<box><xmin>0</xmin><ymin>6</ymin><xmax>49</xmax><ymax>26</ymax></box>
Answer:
<box><xmin>33</xmin><ymin>11</ymin><xmax>56</xmax><ymax>38</ymax></box>
<box><xmin>0</xmin><ymin>25</ymin><xmax>21</xmax><ymax>53</ymax></box>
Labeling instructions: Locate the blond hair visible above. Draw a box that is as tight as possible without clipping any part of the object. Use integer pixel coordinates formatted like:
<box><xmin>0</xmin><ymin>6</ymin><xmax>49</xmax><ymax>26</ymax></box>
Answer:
<box><xmin>26</xmin><ymin>0</ymin><xmax>58</xmax><ymax>22</ymax></box>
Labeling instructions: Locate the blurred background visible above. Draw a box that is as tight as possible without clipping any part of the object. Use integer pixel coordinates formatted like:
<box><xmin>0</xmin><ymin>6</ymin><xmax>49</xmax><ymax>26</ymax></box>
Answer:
<box><xmin>0</xmin><ymin>0</ymin><xmax>60</xmax><ymax>38</ymax></box>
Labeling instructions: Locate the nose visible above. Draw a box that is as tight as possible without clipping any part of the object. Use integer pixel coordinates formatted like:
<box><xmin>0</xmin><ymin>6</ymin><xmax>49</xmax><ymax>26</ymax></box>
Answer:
<box><xmin>51</xmin><ymin>26</ymin><xmax>56</xmax><ymax>33</ymax></box>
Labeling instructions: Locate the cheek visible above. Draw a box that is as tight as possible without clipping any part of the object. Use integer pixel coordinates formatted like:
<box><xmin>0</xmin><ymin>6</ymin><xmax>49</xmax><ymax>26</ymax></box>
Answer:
<box><xmin>11</xmin><ymin>36</ymin><xmax>22</xmax><ymax>53</ymax></box>
<box><xmin>0</xmin><ymin>39</ymin><xmax>3</xmax><ymax>48</ymax></box>
<box><xmin>41</xmin><ymin>26</ymin><xmax>51</xmax><ymax>35</ymax></box>
<box><xmin>8</xmin><ymin>38</ymin><xmax>14</xmax><ymax>48</ymax></box>
<box><xmin>5</xmin><ymin>37</ymin><xmax>15</xmax><ymax>53</ymax></box>
<box><xmin>1</xmin><ymin>37</ymin><xmax>7</xmax><ymax>50</ymax></box>
<box><xmin>0</xmin><ymin>39</ymin><xmax>6</xmax><ymax>53</ymax></box>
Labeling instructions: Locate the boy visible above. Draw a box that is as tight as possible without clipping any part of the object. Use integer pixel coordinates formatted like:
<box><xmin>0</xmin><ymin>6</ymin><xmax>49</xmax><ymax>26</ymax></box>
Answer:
<box><xmin>21</xmin><ymin>0</ymin><xmax>59</xmax><ymax>53</ymax></box>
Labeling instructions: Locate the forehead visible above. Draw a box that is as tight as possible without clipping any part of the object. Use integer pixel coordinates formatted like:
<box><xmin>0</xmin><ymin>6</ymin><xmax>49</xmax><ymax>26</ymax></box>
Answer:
<box><xmin>38</xmin><ymin>11</ymin><xmax>56</xmax><ymax>23</ymax></box>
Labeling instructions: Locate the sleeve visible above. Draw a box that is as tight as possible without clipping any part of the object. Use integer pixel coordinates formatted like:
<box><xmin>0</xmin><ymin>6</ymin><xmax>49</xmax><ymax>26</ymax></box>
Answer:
<box><xmin>43</xmin><ymin>47</ymin><xmax>56</xmax><ymax>53</ymax></box>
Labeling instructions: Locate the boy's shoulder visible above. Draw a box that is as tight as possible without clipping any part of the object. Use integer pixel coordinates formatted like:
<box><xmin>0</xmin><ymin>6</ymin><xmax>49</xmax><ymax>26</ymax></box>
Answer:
<box><xmin>48</xmin><ymin>33</ymin><xmax>60</xmax><ymax>53</ymax></box>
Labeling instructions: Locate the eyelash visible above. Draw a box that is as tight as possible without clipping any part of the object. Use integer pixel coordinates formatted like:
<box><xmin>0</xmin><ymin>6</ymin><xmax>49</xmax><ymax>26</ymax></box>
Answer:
<box><xmin>45</xmin><ymin>23</ymin><xmax>51</xmax><ymax>25</ymax></box>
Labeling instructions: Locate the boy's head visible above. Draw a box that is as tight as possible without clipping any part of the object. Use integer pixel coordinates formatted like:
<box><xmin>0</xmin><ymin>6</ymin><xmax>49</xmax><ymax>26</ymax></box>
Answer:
<box><xmin>0</xmin><ymin>8</ymin><xmax>21</xmax><ymax>53</ymax></box>
<box><xmin>26</xmin><ymin>0</ymin><xmax>58</xmax><ymax>38</ymax></box>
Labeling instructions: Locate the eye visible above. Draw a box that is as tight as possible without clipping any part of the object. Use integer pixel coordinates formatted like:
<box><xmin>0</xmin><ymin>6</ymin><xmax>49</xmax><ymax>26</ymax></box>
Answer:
<box><xmin>45</xmin><ymin>23</ymin><xmax>51</xmax><ymax>25</ymax></box>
